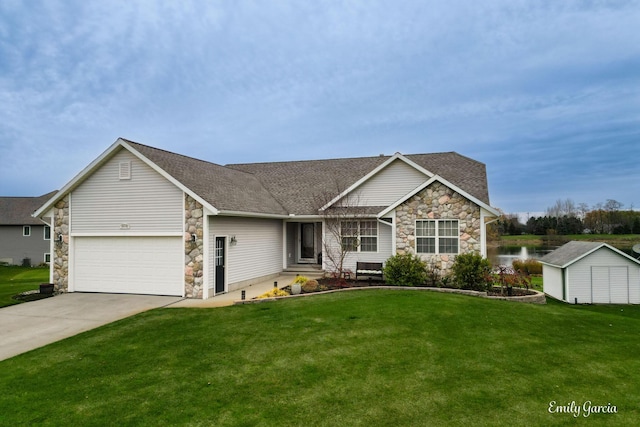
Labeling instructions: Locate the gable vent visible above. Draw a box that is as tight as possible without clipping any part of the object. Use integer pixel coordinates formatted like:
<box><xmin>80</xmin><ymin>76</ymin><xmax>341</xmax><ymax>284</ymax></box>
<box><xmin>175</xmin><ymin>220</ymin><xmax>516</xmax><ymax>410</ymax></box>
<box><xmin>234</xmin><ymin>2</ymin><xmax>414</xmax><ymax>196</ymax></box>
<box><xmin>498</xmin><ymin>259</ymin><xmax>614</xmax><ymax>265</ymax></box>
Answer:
<box><xmin>119</xmin><ymin>161</ymin><xmax>131</xmax><ymax>180</ymax></box>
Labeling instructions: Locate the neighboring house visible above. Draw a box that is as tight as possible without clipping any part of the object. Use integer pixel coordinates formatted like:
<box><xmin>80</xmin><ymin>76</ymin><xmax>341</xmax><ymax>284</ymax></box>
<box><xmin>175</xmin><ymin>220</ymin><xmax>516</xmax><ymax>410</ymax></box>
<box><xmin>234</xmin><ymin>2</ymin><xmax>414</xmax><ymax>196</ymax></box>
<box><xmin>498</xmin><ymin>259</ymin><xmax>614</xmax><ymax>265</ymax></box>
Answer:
<box><xmin>540</xmin><ymin>241</ymin><xmax>640</xmax><ymax>304</ymax></box>
<box><xmin>34</xmin><ymin>138</ymin><xmax>499</xmax><ymax>299</ymax></box>
<box><xmin>0</xmin><ymin>192</ymin><xmax>57</xmax><ymax>266</ymax></box>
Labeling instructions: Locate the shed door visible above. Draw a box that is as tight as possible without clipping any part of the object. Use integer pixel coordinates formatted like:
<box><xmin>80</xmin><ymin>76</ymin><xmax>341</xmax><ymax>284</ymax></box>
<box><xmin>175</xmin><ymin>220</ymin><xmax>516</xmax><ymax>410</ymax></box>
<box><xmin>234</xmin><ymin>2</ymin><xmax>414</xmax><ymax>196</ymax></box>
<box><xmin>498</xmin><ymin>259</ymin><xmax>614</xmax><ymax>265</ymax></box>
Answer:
<box><xmin>609</xmin><ymin>267</ymin><xmax>629</xmax><ymax>304</ymax></box>
<box><xmin>591</xmin><ymin>267</ymin><xmax>609</xmax><ymax>303</ymax></box>
<box><xmin>591</xmin><ymin>266</ymin><xmax>629</xmax><ymax>304</ymax></box>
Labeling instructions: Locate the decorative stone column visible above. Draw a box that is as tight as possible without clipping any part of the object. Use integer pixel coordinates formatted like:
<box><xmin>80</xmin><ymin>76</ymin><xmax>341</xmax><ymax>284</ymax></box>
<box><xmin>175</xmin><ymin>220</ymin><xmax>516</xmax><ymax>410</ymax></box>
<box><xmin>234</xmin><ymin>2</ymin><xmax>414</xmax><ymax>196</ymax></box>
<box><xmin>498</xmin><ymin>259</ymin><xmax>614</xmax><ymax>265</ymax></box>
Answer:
<box><xmin>395</xmin><ymin>182</ymin><xmax>482</xmax><ymax>273</ymax></box>
<box><xmin>52</xmin><ymin>195</ymin><xmax>69</xmax><ymax>293</ymax></box>
<box><xmin>184</xmin><ymin>194</ymin><xmax>204</xmax><ymax>298</ymax></box>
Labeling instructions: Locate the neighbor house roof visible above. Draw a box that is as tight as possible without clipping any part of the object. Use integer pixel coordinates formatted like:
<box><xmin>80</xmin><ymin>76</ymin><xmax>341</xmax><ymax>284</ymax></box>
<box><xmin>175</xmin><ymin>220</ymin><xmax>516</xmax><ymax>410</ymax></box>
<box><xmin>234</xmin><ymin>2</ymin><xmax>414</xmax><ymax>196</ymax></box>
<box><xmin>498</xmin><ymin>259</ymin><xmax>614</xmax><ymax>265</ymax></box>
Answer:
<box><xmin>34</xmin><ymin>138</ymin><xmax>495</xmax><ymax>218</ymax></box>
<box><xmin>0</xmin><ymin>192</ymin><xmax>58</xmax><ymax>225</ymax></box>
<box><xmin>539</xmin><ymin>241</ymin><xmax>640</xmax><ymax>268</ymax></box>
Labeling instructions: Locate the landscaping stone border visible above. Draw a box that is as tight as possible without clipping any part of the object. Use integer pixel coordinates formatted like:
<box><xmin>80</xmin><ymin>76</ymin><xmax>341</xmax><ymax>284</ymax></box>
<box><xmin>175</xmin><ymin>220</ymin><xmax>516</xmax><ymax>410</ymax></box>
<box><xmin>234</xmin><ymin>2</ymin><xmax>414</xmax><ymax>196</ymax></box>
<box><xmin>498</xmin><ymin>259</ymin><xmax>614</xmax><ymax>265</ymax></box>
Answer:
<box><xmin>235</xmin><ymin>286</ymin><xmax>547</xmax><ymax>305</ymax></box>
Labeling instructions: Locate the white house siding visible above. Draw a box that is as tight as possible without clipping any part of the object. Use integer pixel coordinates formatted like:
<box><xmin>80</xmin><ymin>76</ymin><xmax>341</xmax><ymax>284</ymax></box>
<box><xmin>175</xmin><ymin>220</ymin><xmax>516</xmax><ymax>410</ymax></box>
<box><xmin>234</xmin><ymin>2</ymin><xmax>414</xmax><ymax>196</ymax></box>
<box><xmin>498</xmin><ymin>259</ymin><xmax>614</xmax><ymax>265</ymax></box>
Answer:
<box><xmin>542</xmin><ymin>265</ymin><xmax>564</xmax><ymax>301</ymax></box>
<box><xmin>209</xmin><ymin>216</ymin><xmax>283</xmax><ymax>291</ymax></box>
<box><xmin>346</xmin><ymin>159</ymin><xmax>428</xmax><ymax>207</ymax></box>
<box><xmin>71</xmin><ymin>149</ymin><xmax>183</xmax><ymax>234</ymax></box>
<box><xmin>564</xmin><ymin>247</ymin><xmax>640</xmax><ymax>304</ymax></box>
<box><xmin>323</xmin><ymin>220</ymin><xmax>393</xmax><ymax>272</ymax></box>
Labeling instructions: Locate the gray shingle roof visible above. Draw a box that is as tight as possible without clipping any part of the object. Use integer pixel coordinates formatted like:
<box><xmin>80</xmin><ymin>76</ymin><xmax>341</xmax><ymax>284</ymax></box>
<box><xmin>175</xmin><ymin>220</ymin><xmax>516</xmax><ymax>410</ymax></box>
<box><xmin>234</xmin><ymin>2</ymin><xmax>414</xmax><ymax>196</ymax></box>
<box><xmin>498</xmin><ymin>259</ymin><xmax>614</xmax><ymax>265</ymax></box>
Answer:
<box><xmin>539</xmin><ymin>241</ymin><xmax>608</xmax><ymax>267</ymax></box>
<box><xmin>227</xmin><ymin>152</ymin><xmax>491</xmax><ymax>215</ymax></box>
<box><xmin>0</xmin><ymin>191</ymin><xmax>58</xmax><ymax>225</ymax></box>
<box><xmin>124</xmin><ymin>141</ymin><xmax>288</xmax><ymax>215</ymax></box>
<box><xmin>123</xmin><ymin>140</ymin><xmax>492</xmax><ymax>216</ymax></box>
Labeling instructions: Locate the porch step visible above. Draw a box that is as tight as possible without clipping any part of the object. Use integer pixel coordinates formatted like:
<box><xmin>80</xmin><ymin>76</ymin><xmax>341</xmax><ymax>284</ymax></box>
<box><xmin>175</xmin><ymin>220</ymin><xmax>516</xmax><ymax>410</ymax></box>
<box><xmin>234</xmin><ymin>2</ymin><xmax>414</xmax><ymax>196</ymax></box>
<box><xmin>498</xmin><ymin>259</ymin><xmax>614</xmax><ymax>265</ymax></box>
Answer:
<box><xmin>284</xmin><ymin>264</ymin><xmax>323</xmax><ymax>274</ymax></box>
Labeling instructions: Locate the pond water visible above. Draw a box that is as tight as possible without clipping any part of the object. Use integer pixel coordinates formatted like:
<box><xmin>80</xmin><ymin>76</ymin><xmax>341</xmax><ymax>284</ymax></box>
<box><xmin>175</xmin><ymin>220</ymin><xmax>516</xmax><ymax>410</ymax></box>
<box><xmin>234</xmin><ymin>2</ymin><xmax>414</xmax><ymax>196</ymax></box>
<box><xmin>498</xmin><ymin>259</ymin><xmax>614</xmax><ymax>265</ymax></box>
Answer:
<box><xmin>487</xmin><ymin>245</ymin><xmax>557</xmax><ymax>267</ymax></box>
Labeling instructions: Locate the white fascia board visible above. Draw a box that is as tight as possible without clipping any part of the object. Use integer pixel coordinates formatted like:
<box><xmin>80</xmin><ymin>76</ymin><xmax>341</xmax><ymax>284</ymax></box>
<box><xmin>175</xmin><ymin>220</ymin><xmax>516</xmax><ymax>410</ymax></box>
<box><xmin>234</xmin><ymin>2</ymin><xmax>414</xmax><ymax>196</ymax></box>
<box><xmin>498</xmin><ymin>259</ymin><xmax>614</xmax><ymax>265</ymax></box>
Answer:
<box><xmin>377</xmin><ymin>174</ymin><xmax>500</xmax><ymax>218</ymax></box>
<box><xmin>118</xmin><ymin>139</ymin><xmax>220</xmax><ymax>215</ymax></box>
<box><xmin>319</xmin><ymin>152</ymin><xmax>433</xmax><ymax>211</ymax></box>
<box><xmin>216</xmin><ymin>210</ymin><xmax>291</xmax><ymax>219</ymax></box>
<box><xmin>33</xmin><ymin>140</ymin><xmax>124</xmax><ymax>218</ymax></box>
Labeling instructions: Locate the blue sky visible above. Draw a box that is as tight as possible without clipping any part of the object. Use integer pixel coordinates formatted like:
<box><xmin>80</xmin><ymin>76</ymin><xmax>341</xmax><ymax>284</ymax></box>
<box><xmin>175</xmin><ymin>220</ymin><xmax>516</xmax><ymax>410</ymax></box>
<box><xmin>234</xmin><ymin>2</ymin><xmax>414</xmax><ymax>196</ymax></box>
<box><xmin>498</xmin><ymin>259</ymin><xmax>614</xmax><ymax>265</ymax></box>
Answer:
<box><xmin>1</xmin><ymin>0</ymin><xmax>639</xmax><ymax>216</ymax></box>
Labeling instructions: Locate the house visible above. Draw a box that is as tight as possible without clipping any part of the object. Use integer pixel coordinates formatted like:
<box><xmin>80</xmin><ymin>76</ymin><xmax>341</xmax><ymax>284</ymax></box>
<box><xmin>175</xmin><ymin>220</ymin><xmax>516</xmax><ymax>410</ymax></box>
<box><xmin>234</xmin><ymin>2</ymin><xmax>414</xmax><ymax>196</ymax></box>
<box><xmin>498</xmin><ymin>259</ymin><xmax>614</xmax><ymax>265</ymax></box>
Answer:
<box><xmin>33</xmin><ymin>138</ymin><xmax>499</xmax><ymax>299</ymax></box>
<box><xmin>540</xmin><ymin>241</ymin><xmax>640</xmax><ymax>304</ymax></box>
<box><xmin>0</xmin><ymin>192</ymin><xmax>57</xmax><ymax>266</ymax></box>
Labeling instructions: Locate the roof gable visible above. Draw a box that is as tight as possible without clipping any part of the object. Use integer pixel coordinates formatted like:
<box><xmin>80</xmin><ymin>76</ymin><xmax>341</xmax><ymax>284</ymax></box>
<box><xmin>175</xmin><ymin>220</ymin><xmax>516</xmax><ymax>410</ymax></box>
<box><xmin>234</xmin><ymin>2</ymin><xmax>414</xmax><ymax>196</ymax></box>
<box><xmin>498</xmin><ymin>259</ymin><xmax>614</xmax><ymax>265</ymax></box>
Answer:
<box><xmin>540</xmin><ymin>241</ymin><xmax>640</xmax><ymax>268</ymax></box>
<box><xmin>34</xmin><ymin>139</ymin><xmax>494</xmax><ymax>219</ymax></box>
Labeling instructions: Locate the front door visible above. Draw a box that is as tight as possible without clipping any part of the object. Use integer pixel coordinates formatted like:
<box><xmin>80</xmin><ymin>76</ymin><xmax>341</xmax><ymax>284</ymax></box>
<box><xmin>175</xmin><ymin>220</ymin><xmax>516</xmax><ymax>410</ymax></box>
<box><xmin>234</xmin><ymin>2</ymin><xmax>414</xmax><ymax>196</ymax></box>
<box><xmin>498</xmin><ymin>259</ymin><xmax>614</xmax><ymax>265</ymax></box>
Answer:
<box><xmin>215</xmin><ymin>237</ymin><xmax>226</xmax><ymax>294</ymax></box>
<box><xmin>300</xmin><ymin>223</ymin><xmax>315</xmax><ymax>262</ymax></box>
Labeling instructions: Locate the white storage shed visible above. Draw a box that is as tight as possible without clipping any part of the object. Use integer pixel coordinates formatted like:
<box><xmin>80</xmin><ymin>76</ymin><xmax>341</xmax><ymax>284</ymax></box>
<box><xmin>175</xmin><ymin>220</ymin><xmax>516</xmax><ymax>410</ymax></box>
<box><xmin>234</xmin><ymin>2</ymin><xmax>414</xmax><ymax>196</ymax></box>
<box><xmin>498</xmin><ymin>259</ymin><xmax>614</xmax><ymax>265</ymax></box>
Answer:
<box><xmin>540</xmin><ymin>241</ymin><xmax>640</xmax><ymax>304</ymax></box>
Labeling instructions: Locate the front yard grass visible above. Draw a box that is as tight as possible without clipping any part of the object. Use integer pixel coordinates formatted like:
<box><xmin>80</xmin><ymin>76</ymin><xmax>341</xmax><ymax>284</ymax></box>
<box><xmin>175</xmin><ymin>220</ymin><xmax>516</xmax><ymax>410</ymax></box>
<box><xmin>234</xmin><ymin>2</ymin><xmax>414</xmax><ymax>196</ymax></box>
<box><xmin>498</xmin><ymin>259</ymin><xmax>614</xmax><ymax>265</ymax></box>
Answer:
<box><xmin>0</xmin><ymin>265</ymin><xmax>49</xmax><ymax>308</ymax></box>
<box><xmin>1</xmin><ymin>290</ymin><xmax>638</xmax><ymax>425</ymax></box>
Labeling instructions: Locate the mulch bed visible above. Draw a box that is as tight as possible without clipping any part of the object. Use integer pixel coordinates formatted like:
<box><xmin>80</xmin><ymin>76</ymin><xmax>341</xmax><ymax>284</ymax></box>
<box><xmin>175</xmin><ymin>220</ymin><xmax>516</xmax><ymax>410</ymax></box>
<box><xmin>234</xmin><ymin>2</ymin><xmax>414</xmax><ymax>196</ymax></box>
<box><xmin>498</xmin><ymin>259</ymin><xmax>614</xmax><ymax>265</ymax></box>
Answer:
<box><xmin>12</xmin><ymin>290</ymin><xmax>55</xmax><ymax>302</ymax></box>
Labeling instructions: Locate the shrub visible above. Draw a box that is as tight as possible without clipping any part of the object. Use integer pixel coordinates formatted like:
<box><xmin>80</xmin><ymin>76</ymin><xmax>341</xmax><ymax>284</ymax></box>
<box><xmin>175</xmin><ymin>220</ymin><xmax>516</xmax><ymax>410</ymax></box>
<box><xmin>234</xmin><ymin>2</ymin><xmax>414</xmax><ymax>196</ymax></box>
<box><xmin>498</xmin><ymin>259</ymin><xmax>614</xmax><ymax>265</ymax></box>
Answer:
<box><xmin>491</xmin><ymin>265</ymin><xmax>532</xmax><ymax>295</ymax></box>
<box><xmin>257</xmin><ymin>287</ymin><xmax>290</xmax><ymax>299</ymax></box>
<box><xmin>451</xmin><ymin>253</ymin><xmax>492</xmax><ymax>291</ymax></box>
<box><xmin>512</xmin><ymin>259</ymin><xmax>542</xmax><ymax>275</ymax></box>
<box><xmin>292</xmin><ymin>275</ymin><xmax>309</xmax><ymax>285</ymax></box>
<box><xmin>383</xmin><ymin>253</ymin><xmax>427</xmax><ymax>287</ymax></box>
<box><xmin>302</xmin><ymin>279</ymin><xmax>319</xmax><ymax>293</ymax></box>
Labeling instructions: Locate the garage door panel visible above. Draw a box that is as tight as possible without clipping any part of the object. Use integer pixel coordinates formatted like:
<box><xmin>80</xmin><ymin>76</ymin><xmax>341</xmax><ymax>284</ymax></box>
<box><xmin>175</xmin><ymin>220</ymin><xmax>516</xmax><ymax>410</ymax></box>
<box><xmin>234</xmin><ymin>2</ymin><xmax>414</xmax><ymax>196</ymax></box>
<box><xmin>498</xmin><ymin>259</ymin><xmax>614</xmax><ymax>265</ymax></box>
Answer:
<box><xmin>74</xmin><ymin>237</ymin><xmax>183</xmax><ymax>296</ymax></box>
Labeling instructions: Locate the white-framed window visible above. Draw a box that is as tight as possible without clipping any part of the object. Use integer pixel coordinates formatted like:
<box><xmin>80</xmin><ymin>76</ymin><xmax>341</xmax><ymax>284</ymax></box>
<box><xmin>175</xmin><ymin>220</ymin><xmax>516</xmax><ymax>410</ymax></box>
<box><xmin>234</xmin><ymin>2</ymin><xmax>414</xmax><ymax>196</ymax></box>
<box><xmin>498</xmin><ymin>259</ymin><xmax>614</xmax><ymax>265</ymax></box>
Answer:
<box><xmin>340</xmin><ymin>220</ymin><xmax>378</xmax><ymax>252</ymax></box>
<box><xmin>44</xmin><ymin>226</ymin><xmax>51</xmax><ymax>240</ymax></box>
<box><xmin>23</xmin><ymin>226</ymin><xmax>31</xmax><ymax>237</ymax></box>
<box><xmin>416</xmin><ymin>219</ymin><xmax>459</xmax><ymax>254</ymax></box>
<box><xmin>44</xmin><ymin>253</ymin><xmax>51</xmax><ymax>263</ymax></box>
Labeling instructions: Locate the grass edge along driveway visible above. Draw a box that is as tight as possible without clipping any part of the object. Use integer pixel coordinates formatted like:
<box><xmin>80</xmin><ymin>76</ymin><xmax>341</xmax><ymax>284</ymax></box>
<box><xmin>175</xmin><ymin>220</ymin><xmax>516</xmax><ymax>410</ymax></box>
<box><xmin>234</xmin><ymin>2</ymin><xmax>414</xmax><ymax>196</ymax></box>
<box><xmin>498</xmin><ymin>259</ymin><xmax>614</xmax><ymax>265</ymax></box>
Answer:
<box><xmin>1</xmin><ymin>290</ymin><xmax>638</xmax><ymax>426</ymax></box>
<box><xmin>0</xmin><ymin>266</ymin><xmax>49</xmax><ymax>307</ymax></box>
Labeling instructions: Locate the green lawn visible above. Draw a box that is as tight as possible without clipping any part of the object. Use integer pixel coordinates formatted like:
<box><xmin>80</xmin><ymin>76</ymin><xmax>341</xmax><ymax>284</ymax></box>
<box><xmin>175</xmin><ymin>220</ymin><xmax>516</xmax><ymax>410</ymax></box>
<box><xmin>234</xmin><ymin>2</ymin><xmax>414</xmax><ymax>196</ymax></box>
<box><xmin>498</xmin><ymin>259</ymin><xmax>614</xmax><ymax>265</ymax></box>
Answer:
<box><xmin>1</xmin><ymin>290</ymin><xmax>638</xmax><ymax>426</ymax></box>
<box><xmin>0</xmin><ymin>266</ymin><xmax>49</xmax><ymax>307</ymax></box>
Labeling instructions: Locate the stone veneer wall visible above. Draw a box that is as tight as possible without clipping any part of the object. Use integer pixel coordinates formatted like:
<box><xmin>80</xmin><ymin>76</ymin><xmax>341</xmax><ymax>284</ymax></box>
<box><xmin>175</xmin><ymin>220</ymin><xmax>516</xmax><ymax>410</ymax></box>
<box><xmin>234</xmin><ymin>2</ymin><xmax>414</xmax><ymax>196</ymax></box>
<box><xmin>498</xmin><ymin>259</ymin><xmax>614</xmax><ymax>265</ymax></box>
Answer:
<box><xmin>396</xmin><ymin>181</ymin><xmax>481</xmax><ymax>272</ymax></box>
<box><xmin>52</xmin><ymin>195</ymin><xmax>70</xmax><ymax>293</ymax></box>
<box><xmin>184</xmin><ymin>194</ymin><xmax>204</xmax><ymax>298</ymax></box>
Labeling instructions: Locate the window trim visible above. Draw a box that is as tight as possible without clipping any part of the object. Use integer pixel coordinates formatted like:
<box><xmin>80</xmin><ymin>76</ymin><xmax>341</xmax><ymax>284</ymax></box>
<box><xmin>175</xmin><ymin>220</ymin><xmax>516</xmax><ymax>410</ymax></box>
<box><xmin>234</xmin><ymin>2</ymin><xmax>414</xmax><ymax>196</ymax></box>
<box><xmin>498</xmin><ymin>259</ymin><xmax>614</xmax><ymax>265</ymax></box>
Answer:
<box><xmin>340</xmin><ymin>219</ymin><xmax>378</xmax><ymax>253</ymax></box>
<box><xmin>415</xmin><ymin>219</ymin><xmax>460</xmax><ymax>255</ymax></box>
<box><xmin>23</xmin><ymin>226</ymin><xmax>31</xmax><ymax>237</ymax></box>
<box><xmin>44</xmin><ymin>226</ymin><xmax>51</xmax><ymax>240</ymax></box>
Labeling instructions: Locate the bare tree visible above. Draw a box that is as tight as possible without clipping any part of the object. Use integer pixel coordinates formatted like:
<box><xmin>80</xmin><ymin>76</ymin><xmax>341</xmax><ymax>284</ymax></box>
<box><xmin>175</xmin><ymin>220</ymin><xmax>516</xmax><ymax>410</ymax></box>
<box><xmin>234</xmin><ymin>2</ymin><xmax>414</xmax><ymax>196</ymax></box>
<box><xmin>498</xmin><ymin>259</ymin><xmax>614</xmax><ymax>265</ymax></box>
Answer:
<box><xmin>314</xmin><ymin>182</ymin><xmax>362</xmax><ymax>280</ymax></box>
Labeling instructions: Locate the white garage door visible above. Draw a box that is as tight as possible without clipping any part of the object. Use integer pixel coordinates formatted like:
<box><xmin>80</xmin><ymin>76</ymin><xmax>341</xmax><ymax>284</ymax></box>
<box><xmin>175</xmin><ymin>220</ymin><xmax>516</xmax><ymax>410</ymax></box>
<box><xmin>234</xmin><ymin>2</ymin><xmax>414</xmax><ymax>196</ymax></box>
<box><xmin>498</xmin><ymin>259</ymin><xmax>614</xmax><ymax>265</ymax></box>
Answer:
<box><xmin>73</xmin><ymin>236</ymin><xmax>183</xmax><ymax>296</ymax></box>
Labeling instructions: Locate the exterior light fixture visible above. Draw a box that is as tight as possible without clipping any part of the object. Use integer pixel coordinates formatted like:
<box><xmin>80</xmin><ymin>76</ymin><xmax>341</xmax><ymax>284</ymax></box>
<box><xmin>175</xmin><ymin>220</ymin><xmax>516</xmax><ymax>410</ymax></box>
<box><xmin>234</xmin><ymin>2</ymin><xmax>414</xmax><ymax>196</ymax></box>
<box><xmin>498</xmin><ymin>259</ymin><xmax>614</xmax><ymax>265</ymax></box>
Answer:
<box><xmin>191</xmin><ymin>233</ymin><xmax>197</xmax><ymax>242</ymax></box>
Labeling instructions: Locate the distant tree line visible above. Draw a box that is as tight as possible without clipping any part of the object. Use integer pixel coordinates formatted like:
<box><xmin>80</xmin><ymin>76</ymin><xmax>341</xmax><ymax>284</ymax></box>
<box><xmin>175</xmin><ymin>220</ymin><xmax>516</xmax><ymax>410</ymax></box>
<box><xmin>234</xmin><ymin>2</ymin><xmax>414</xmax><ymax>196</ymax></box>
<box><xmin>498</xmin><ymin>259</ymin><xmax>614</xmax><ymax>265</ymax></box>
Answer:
<box><xmin>494</xmin><ymin>198</ymin><xmax>640</xmax><ymax>236</ymax></box>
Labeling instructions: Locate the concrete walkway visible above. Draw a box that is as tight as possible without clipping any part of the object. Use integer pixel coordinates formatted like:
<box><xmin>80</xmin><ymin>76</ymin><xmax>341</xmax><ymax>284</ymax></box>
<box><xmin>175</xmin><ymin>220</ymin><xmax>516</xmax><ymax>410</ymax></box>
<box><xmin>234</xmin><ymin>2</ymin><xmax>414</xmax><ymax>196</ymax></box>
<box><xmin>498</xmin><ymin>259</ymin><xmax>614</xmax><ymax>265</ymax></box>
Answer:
<box><xmin>168</xmin><ymin>272</ymin><xmax>323</xmax><ymax>308</ymax></box>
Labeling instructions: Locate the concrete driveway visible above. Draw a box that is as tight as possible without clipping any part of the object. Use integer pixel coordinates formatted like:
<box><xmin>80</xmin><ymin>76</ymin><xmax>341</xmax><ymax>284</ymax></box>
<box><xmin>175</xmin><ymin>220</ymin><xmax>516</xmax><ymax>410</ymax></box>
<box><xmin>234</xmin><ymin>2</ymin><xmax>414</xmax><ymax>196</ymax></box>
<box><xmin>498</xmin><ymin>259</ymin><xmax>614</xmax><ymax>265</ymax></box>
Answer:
<box><xmin>0</xmin><ymin>293</ymin><xmax>183</xmax><ymax>361</ymax></box>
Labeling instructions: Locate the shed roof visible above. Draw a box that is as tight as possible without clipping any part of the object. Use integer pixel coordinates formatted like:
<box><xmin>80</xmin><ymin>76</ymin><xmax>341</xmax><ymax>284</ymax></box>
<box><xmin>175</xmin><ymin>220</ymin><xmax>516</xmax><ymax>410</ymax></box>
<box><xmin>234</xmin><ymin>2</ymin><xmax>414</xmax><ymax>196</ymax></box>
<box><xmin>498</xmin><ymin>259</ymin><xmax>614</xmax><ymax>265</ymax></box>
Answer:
<box><xmin>539</xmin><ymin>241</ymin><xmax>640</xmax><ymax>268</ymax></box>
<box><xmin>0</xmin><ymin>191</ymin><xmax>58</xmax><ymax>225</ymax></box>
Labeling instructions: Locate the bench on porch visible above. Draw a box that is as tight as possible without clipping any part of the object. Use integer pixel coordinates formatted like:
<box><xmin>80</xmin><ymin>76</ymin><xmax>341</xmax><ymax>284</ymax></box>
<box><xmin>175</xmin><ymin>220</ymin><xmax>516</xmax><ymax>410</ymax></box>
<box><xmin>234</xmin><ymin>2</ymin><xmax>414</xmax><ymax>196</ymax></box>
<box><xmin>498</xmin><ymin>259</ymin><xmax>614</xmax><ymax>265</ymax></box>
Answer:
<box><xmin>355</xmin><ymin>262</ymin><xmax>384</xmax><ymax>281</ymax></box>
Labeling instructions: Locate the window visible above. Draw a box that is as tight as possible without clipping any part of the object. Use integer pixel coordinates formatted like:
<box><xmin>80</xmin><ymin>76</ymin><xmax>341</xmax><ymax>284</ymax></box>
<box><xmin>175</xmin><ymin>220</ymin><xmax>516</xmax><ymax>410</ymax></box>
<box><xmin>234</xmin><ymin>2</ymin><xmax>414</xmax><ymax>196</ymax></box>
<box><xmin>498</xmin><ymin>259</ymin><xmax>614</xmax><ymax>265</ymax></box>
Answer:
<box><xmin>341</xmin><ymin>220</ymin><xmax>378</xmax><ymax>252</ymax></box>
<box><xmin>23</xmin><ymin>226</ymin><xmax>31</xmax><ymax>237</ymax></box>
<box><xmin>44</xmin><ymin>226</ymin><xmax>51</xmax><ymax>240</ymax></box>
<box><xmin>44</xmin><ymin>253</ymin><xmax>51</xmax><ymax>263</ymax></box>
<box><xmin>416</xmin><ymin>220</ymin><xmax>459</xmax><ymax>254</ymax></box>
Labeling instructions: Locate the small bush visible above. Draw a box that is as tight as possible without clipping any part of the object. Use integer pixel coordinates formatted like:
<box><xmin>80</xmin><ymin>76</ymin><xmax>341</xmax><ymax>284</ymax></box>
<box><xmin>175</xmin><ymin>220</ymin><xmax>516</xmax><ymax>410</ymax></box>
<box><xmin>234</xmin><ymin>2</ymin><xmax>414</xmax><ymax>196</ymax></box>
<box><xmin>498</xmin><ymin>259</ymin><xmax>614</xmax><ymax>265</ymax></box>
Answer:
<box><xmin>383</xmin><ymin>253</ymin><xmax>427</xmax><ymax>287</ymax></box>
<box><xmin>451</xmin><ymin>253</ymin><xmax>492</xmax><ymax>291</ymax></box>
<box><xmin>292</xmin><ymin>275</ymin><xmax>309</xmax><ymax>285</ymax></box>
<box><xmin>302</xmin><ymin>279</ymin><xmax>319</xmax><ymax>293</ymax></box>
<box><xmin>512</xmin><ymin>259</ymin><xmax>542</xmax><ymax>275</ymax></box>
<box><xmin>257</xmin><ymin>287</ymin><xmax>290</xmax><ymax>299</ymax></box>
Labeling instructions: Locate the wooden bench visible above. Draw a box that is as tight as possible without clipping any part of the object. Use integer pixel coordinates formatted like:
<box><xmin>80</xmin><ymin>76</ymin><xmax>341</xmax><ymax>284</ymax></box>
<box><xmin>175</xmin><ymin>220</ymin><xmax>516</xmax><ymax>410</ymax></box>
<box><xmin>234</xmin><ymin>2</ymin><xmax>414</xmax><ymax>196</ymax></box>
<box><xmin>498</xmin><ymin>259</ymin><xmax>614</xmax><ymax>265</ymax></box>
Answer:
<box><xmin>356</xmin><ymin>262</ymin><xmax>384</xmax><ymax>281</ymax></box>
